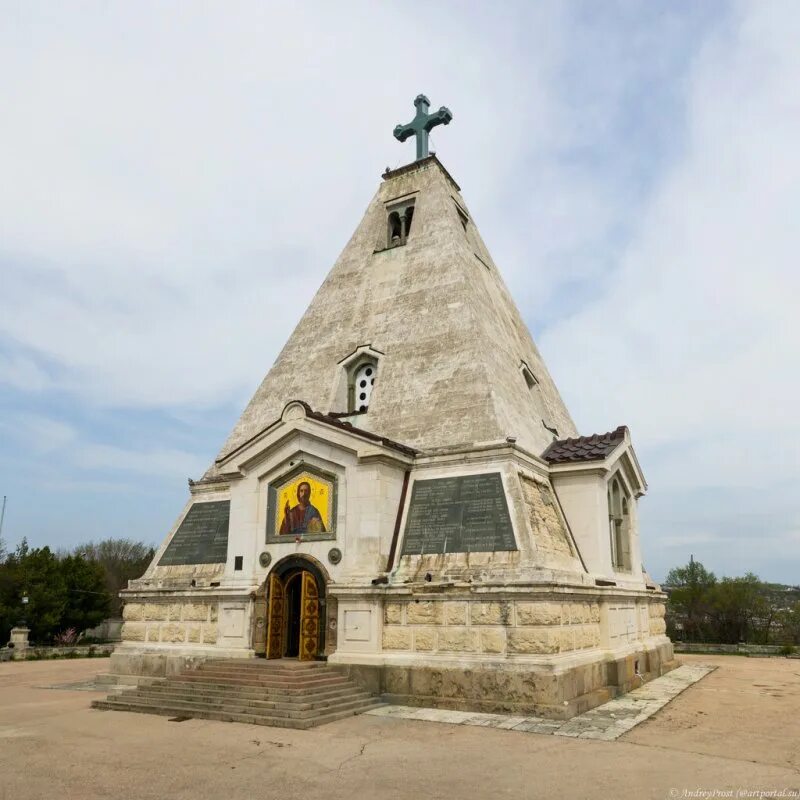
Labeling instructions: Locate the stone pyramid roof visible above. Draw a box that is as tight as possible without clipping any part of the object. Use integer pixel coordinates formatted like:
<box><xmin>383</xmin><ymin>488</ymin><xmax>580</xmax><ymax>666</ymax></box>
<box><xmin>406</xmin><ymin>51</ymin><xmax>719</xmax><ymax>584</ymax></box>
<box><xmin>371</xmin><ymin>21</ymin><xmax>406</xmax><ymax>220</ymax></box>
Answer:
<box><xmin>207</xmin><ymin>156</ymin><xmax>577</xmax><ymax>477</ymax></box>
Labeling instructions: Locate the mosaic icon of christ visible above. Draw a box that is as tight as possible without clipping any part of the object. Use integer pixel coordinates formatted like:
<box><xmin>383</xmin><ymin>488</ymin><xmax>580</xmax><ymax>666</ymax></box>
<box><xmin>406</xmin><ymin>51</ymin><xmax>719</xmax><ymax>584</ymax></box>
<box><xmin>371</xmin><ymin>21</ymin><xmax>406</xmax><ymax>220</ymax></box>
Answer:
<box><xmin>279</xmin><ymin>480</ymin><xmax>326</xmax><ymax>534</ymax></box>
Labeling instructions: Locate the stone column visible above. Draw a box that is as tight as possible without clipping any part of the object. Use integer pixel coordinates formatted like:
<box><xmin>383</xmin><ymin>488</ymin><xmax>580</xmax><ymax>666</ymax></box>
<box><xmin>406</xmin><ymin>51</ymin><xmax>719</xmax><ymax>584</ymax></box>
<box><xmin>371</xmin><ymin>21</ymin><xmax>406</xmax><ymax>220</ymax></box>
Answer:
<box><xmin>9</xmin><ymin>626</ymin><xmax>30</xmax><ymax>659</ymax></box>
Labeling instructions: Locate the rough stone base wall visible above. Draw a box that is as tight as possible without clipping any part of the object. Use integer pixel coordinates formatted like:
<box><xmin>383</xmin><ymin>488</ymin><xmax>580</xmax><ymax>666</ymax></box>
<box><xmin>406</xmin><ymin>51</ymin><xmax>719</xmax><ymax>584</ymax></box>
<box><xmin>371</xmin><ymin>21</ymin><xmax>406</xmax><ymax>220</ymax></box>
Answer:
<box><xmin>338</xmin><ymin>639</ymin><xmax>676</xmax><ymax>719</ymax></box>
<box><xmin>121</xmin><ymin>601</ymin><xmax>218</xmax><ymax>647</ymax></box>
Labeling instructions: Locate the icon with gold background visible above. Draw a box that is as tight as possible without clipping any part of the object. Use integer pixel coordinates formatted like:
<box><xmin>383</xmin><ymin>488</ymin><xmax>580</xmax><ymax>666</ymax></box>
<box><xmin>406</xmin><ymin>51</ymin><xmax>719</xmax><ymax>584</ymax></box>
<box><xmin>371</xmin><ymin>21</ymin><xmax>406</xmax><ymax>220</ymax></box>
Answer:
<box><xmin>272</xmin><ymin>470</ymin><xmax>334</xmax><ymax>537</ymax></box>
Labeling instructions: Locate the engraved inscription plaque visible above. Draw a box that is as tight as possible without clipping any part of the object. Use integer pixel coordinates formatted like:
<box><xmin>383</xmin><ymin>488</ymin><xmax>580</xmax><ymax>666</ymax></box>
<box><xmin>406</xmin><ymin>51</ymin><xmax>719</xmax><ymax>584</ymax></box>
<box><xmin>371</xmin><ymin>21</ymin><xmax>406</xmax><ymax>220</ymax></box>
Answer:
<box><xmin>400</xmin><ymin>473</ymin><xmax>516</xmax><ymax>555</ymax></box>
<box><xmin>158</xmin><ymin>501</ymin><xmax>230</xmax><ymax>566</ymax></box>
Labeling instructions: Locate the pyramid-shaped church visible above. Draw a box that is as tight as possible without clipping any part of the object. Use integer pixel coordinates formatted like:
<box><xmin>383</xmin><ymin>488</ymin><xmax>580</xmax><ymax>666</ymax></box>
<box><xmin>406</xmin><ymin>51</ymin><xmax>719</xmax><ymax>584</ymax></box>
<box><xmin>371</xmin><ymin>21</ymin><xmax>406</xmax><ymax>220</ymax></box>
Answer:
<box><xmin>110</xmin><ymin>96</ymin><xmax>673</xmax><ymax>718</ymax></box>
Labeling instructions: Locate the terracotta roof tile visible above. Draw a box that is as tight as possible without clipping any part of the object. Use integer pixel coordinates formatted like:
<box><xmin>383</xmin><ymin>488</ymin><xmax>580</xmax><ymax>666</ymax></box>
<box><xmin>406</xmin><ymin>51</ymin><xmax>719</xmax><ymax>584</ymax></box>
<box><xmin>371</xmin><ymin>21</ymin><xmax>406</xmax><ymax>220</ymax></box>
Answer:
<box><xmin>542</xmin><ymin>425</ymin><xmax>627</xmax><ymax>464</ymax></box>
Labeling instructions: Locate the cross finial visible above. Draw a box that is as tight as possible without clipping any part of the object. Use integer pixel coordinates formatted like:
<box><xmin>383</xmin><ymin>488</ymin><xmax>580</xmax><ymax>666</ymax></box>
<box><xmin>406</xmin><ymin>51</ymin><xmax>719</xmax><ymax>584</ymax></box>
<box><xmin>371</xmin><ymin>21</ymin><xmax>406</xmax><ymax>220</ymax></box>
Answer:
<box><xmin>393</xmin><ymin>94</ymin><xmax>453</xmax><ymax>162</ymax></box>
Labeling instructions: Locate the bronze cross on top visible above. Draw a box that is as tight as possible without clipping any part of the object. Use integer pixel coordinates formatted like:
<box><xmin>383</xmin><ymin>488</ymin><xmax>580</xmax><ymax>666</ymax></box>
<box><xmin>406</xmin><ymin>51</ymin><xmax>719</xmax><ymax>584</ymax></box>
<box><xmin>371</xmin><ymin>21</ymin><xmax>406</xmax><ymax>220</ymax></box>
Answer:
<box><xmin>393</xmin><ymin>94</ymin><xmax>453</xmax><ymax>161</ymax></box>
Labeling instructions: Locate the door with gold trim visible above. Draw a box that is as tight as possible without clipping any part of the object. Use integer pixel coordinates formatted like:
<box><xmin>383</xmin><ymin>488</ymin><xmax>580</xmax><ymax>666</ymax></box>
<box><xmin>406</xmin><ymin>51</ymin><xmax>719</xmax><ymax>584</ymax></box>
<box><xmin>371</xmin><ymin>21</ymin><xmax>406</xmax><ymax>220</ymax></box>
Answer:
<box><xmin>252</xmin><ymin>582</ymin><xmax>268</xmax><ymax>656</ymax></box>
<box><xmin>266</xmin><ymin>572</ymin><xmax>285</xmax><ymax>659</ymax></box>
<box><xmin>299</xmin><ymin>571</ymin><xmax>320</xmax><ymax>661</ymax></box>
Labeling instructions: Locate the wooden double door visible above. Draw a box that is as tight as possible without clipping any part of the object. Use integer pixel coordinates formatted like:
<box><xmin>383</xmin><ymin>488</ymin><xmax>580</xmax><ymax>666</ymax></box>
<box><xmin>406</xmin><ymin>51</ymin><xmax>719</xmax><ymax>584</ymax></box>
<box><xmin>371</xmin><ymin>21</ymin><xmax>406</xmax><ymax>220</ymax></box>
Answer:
<box><xmin>266</xmin><ymin>569</ymin><xmax>321</xmax><ymax>660</ymax></box>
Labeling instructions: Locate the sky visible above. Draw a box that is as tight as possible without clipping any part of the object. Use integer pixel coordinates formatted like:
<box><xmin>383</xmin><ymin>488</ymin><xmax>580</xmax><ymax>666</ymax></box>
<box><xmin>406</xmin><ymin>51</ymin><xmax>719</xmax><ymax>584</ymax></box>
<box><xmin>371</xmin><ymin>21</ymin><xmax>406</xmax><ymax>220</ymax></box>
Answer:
<box><xmin>1</xmin><ymin>1</ymin><xmax>798</xmax><ymax>583</ymax></box>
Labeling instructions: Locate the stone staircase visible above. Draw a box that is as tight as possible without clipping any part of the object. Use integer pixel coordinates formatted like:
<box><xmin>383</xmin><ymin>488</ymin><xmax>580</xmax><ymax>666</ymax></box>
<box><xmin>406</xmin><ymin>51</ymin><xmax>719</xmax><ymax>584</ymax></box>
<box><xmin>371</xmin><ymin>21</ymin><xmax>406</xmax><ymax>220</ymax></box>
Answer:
<box><xmin>92</xmin><ymin>659</ymin><xmax>382</xmax><ymax>729</ymax></box>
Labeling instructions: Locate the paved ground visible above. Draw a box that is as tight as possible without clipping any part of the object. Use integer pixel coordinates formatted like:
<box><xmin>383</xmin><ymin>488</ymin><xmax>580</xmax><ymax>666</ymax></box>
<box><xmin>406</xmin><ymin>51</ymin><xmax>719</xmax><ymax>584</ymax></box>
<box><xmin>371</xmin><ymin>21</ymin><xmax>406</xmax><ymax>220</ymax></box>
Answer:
<box><xmin>1</xmin><ymin>654</ymin><xmax>799</xmax><ymax>800</ymax></box>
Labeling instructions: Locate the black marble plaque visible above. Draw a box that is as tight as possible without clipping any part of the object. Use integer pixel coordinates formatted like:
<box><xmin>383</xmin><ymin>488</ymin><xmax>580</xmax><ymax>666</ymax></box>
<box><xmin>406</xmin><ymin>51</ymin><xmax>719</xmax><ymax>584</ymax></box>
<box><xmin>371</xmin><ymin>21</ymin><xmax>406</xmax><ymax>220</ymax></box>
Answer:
<box><xmin>158</xmin><ymin>501</ymin><xmax>230</xmax><ymax>566</ymax></box>
<box><xmin>400</xmin><ymin>473</ymin><xmax>517</xmax><ymax>555</ymax></box>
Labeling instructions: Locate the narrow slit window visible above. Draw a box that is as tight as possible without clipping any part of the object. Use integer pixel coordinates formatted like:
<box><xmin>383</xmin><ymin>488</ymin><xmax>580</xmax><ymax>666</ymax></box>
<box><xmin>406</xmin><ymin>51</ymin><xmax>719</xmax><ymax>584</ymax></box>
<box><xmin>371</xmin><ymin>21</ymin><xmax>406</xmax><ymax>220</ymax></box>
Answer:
<box><xmin>388</xmin><ymin>212</ymin><xmax>403</xmax><ymax>246</ymax></box>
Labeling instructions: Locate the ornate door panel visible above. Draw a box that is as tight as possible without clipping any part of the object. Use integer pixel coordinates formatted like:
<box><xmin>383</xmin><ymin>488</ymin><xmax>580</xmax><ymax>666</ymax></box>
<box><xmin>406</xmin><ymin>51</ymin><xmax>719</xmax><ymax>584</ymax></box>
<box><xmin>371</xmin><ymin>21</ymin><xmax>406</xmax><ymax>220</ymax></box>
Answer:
<box><xmin>299</xmin><ymin>571</ymin><xmax>320</xmax><ymax>661</ymax></box>
<box><xmin>266</xmin><ymin>572</ymin><xmax>285</xmax><ymax>659</ymax></box>
<box><xmin>252</xmin><ymin>583</ymin><xmax>268</xmax><ymax>655</ymax></box>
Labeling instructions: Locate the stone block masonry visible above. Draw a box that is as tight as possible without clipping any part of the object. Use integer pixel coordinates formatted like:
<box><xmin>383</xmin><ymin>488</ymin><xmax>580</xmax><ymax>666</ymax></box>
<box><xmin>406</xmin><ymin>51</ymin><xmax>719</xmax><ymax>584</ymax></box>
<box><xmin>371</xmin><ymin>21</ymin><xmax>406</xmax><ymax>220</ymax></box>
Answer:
<box><xmin>121</xmin><ymin>601</ymin><xmax>218</xmax><ymax>647</ymax></box>
<box><xmin>380</xmin><ymin>597</ymin><xmax>618</xmax><ymax>656</ymax></box>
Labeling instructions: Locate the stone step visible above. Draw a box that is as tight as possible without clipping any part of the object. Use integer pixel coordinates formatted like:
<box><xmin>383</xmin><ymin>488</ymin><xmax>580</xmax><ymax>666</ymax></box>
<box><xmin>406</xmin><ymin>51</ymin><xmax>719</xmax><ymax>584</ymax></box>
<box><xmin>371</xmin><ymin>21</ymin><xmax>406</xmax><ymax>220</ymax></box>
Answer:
<box><xmin>153</xmin><ymin>678</ymin><xmax>353</xmax><ymax>698</ymax></box>
<box><xmin>93</xmin><ymin>698</ymin><xmax>383</xmax><ymax>729</ymax></box>
<box><xmin>102</xmin><ymin>693</ymin><xmax>378</xmax><ymax>721</ymax></box>
<box><xmin>173</xmin><ymin>673</ymin><xmax>349</xmax><ymax>689</ymax></box>
<box><xmin>182</xmin><ymin>666</ymin><xmax>344</xmax><ymax>677</ymax></box>
<box><xmin>196</xmin><ymin>667</ymin><xmax>335</xmax><ymax>678</ymax></box>
<box><xmin>94</xmin><ymin>658</ymin><xmax>379</xmax><ymax>728</ymax></box>
<box><xmin>194</xmin><ymin>669</ymin><xmax>341</xmax><ymax>681</ymax></box>
<box><xmin>128</xmin><ymin>685</ymin><xmax>371</xmax><ymax>711</ymax></box>
<box><xmin>147</xmin><ymin>681</ymin><xmax>359</xmax><ymax>702</ymax></box>
<box><xmin>203</xmin><ymin>659</ymin><xmax>326</xmax><ymax>670</ymax></box>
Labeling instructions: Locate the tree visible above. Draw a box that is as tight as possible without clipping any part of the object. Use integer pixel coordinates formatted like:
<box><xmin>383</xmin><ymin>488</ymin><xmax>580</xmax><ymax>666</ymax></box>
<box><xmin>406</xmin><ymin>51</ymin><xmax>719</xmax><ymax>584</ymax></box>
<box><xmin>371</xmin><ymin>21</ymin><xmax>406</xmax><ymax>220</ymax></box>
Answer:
<box><xmin>73</xmin><ymin>539</ymin><xmax>154</xmax><ymax>616</ymax></box>
<box><xmin>706</xmin><ymin>573</ymin><xmax>764</xmax><ymax>644</ymax></box>
<box><xmin>777</xmin><ymin>601</ymin><xmax>800</xmax><ymax>645</ymax></box>
<box><xmin>0</xmin><ymin>541</ymin><xmax>114</xmax><ymax>644</ymax></box>
<box><xmin>10</xmin><ymin>544</ymin><xmax>66</xmax><ymax>643</ymax></box>
<box><xmin>665</xmin><ymin>558</ymin><xmax>717</xmax><ymax>641</ymax></box>
<box><xmin>59</xmin><ymin>555</ymin><xmax>111</xmax><ymax>633</ymax></box>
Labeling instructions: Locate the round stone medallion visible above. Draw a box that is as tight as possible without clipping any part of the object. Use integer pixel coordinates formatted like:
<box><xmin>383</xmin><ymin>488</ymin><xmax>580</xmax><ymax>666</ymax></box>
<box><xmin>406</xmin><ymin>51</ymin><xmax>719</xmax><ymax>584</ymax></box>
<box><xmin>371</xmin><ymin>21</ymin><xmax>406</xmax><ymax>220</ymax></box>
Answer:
<box><xmin>259</xmin><ymin>551</ymin><xmax>272</xmax><ymax>568</ymax></box>
<box><xmin>327</xmin><ymin>547</ymin><xmax>342</xmax><ymax>565</ymax></box>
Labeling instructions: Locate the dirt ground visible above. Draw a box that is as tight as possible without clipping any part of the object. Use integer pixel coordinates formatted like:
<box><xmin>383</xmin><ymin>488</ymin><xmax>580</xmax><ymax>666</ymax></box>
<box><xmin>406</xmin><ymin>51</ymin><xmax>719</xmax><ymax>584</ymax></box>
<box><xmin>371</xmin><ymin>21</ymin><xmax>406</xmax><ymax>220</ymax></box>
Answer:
<box><xmin>1</xmin><ymin>654</ymin><xmax>798</xmax><ymax>800</ymax></box>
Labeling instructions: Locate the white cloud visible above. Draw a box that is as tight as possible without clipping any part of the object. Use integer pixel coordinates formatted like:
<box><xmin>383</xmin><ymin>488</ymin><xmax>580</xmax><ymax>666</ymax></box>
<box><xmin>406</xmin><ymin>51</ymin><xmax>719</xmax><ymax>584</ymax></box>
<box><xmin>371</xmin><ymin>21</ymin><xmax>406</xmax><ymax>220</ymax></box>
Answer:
<box><xmin>2</xmin><ymin>413</ymin><xmax>77</xmax><ymax>453</ymax></box>
<box><xmin>542</xmin><ymin>1</ymin><xmax>800</xmax><ymax>580</ymax></box>
<box><xmin>0</xmin><ymin>353</ymin><xmax>52</xmax><ymax>393</ymax></box>
<box><xmin>73</xmin><ymin>442</ymin><xmax>206</xmax><ymax>481</ymax></box>
<box><xmin>2</xmin><ymin>3</ymin><xmax>797</xmax><ymax>579</ymax></box>
<box><xmin>3</xmin><ymin>411</ymin><xmax>205</xmax><ymax>481</ymax></box>
<box><xmin>0</xmin><ymin>2</ymin><xmax>567</xmax><ymax>409</ymax></box>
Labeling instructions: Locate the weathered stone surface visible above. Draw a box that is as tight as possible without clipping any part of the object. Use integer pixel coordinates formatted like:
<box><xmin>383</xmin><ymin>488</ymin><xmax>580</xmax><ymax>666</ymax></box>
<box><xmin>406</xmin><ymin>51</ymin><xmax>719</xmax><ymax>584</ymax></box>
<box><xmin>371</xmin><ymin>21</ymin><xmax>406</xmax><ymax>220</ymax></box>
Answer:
<box><xmin>161</xmin><ymin>624</ymin><xmax>186</xmax><ymax>644</ymax></box>
<box><xmin>590</xmin><ymin>603</ymin><xmax>601</xmax><ymax>623</ymax></box>
<box><xmin>470</xmin><ymin>602</ymin><xmax>510</xmax><ymax>626</ymax></box>
<box><xmin>187</xmin><ymin>625</ymin><xmax>201</xmax><ymax>643</ymax></box>
<box><xmin>480</xmin><ymin>628</ymin><xmax>505</xmax><ymax>654</ymax></box>
<box><xmin>165</xmin><ymin>604</ymin><xmax>182</xmax><ymax>621</ymax></box>
<box><xmin>121</xmin><ymin>623</ymin><xmax>145</xmax><ymax>642</ymax></box>
<box><xmin>414</xmin><ymin>629</ymin><xmax>436</xmax><ymax>651</ymax></box>
<box><xmin>558</xmin><ymin>628</ymin><xmax>575</xmax><ymax>652</ymax></box>
<box><xmin>575</xmin><ymin>626</ymin><xmax>599</xmax><ymax>649</ymax></box>
<box><xmin>383</xmin><ymin>628</ymin><xmax>412</xmax><ymax>650</ymax></box>
<box><xmin>508</xmin><ymin>628</ymin><xmax>559</xmax><ymax>654</ymax></box>
<box><xmin>209</xmin><ymin>604</ymin><xmax>219</xmax><ymax>622</ymax></box>
<box><xmin>516</xmin><ymin>601</ymin><xmax>562</xmax><ymax>626</ymax></box>
<box><xmin>520</xmin><ymin>476</ymin><xmax>578</xmax><ymax>563</ymax></box>
<box><xmin>384</xmin><ymin>602</ymin><xmax>403</xmax><ymax>625</ymax></box>
<box><xmin>407</xmin><ymin>601</ymin><xmax>442</xmax><ymax>625</ymax></box>
<box><xmin>438</xmin><ymin>628</ymin><xmax>478</xmax><ymax>653</ymax></box>
<box><xmin>122</xmin><ymin>604</ymin><xmax>143</xmax><ymax>622</ymax></box>
<box><xmin>649</xmin><ymin>602</ymin><xmax>666</xmax><ymax>618</ymax></box>
<box><xmin>143</xmin><ymin>603</ymin><xmax>166</xmax><ymax>622</ymax></box>
<box><xmin>650</xmin><ymin>618</ymin><xmax>667</xmax><ymax>635</ymax></box>
<box><xmin>206</xmin><ymin>158</ymin><xmax>578</xmax><ymax>477</ymax></box>
<box><xmin>443</xmin><ymin>602</ymin><xmax>467</xmax><ymax>626</ymax></box>
<box><xmin>202</xmin><ymin>623</ymin><xmax>217</xmax><ymax>644</ymax></box>
<box><xmin>182</xmin><ymin>603</ymin><xmax>210</xmax><ymax>622</ymax></box>
<box><xmin>567</xmin><ymin>603</ymin><xmax>590</xmax><ymax>625</ymax></box>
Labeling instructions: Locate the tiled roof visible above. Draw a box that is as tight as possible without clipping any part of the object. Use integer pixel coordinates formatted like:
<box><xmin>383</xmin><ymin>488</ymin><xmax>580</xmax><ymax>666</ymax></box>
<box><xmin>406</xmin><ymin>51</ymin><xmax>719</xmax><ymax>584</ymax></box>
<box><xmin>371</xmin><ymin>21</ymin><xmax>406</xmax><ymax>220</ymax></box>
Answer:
<box><xmin>542</xmin><ymin>425</ymin><xmax>627</xmax><ymax>464</ymax></box>
<box><xmin>302</xmin><ymin>404</ymin><xmax>418</xmax><ymax>457</ymax></box>
<box><xmin>211</xmin><ymin>400</ymin><xmax>418</xmax><ymax>469</ymax></box>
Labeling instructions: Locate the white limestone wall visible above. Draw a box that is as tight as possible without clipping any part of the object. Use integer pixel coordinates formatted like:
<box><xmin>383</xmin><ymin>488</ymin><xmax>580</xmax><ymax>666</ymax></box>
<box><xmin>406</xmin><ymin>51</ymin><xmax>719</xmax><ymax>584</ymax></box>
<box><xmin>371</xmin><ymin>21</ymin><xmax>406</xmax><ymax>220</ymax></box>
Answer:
<box><xmin>550</xmin><ymin>473</ymin><xmax>612</xmax><ymax>577</ymax></box>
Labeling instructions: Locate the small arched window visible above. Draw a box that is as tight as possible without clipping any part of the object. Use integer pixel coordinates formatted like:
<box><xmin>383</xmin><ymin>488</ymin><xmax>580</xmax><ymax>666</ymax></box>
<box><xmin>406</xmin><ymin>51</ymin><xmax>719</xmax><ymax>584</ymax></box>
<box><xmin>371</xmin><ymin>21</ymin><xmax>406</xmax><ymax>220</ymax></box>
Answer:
<box><xmin>386</xmin><ymin>200</ymin><xmax>415</xmax><ymax>248</ymax></box>
<box><xmin>608</xmin><ymin>477</ymin><xmax>631</xmax><ymax>571</ymax></box>
<box><xmin>348</xmin><ymin>360</ymin><xmax>377</xmax><ymax>413</ymax></box>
